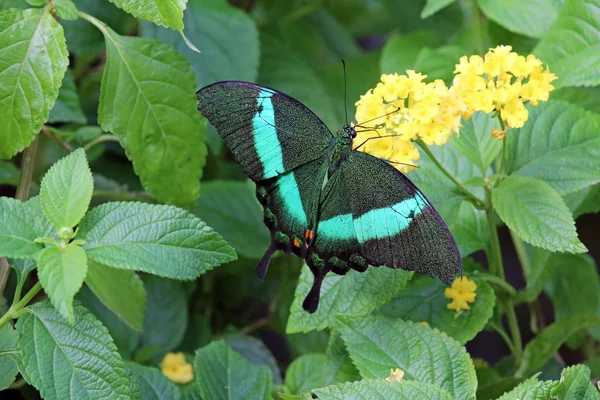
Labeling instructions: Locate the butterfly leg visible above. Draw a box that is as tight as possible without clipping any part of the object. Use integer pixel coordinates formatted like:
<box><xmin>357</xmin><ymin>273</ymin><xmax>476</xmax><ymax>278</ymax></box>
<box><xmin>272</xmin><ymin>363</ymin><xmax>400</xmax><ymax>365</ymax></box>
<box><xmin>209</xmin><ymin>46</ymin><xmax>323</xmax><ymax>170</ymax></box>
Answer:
<box><xmin>255</xmin><ymin>242</ymin><xmax>277</xmax><ymax>281</ymax></box>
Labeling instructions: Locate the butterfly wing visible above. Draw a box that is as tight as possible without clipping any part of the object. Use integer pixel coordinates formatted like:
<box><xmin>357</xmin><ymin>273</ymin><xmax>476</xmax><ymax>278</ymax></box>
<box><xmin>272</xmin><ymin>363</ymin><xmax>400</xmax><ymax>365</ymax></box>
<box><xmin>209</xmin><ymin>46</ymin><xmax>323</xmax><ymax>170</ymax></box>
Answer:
<box><xmin>197</xmin><ymin>81</ymin><xmax>333</xmax><ymax>180</ymax></box>
<box><xmin>311</xmin><ymin>150</ymin><xmax>462</xmax><ymax>287</ymax></box>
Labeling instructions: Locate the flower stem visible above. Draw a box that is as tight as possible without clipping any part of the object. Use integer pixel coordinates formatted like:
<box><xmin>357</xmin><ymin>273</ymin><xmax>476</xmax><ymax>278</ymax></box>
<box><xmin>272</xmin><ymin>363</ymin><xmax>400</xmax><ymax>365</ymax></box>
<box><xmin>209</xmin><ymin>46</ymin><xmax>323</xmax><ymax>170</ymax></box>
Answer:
<box><xmin>417</xmin><ymin>141</ymin><xmax>485</xmax><ymax>209</ymax></box>
<box><xmin>0</xmin><ymin>282</ymin><xmax>43</xmax><ymax>329</ymax></box>
<box><xmin>497</xmin><ymin>116</ymin><xmax>508</xmax><ymax>177</ymax></box>
<box><xmin>83</xmin><ymin>134</ymin><xmax>120</xmax><ymax>152</ymax></box>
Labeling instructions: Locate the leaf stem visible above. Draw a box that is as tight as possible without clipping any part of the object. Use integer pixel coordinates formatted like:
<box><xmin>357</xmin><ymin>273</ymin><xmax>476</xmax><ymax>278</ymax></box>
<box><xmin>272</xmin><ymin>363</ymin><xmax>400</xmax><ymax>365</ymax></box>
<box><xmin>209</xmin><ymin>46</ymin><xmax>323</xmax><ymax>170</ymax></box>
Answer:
<box><xmin>497</xmin><ymin>117</ymin><xmax>507</xmax><ymax>177</ymax></box>
<box><xmin>83</xmin><ymin>134</ymin><xmax>120</xmax><ymax>152</ymax></box>
<box><xmin>0</xmin><ymin>282</ymin><xmax>42</xmax><ymax>328</ymax></box>
<box><xmin>42</xmin><ymin>125</ymin><xmax>73</xmax><ymax>151</ymax></box>
<box><xmin>417</xmin><ymin>141</ymin><xmax>485</xmax><ymax>209</ymax></box>
<box><xmin>0</xmin><ymin>135</ymin><xmax>40</xmax><ymax>300</ymax></box>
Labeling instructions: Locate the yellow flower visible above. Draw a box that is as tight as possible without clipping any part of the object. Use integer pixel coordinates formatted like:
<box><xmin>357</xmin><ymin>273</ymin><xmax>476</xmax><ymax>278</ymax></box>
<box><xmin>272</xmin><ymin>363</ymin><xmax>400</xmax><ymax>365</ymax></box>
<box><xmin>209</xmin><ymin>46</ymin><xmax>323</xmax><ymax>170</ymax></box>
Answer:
<box><xmin>418</xmin><ymin>321</ymin><xmax>430</xmax><ymax>327</ymax></box>
<box><xmin>444</xmin><ymin>277</ymin><xmax>477</xmax><ymax>312</ymax></box>
<box><xmin>354</xmin><ymin>71</ymin><xmax>462</xmax><ymax>172</ymax></box>
<box><xmin>452</xmin><ymin>45</ymin><xmax>557</xmax><ymax>131</ymax></box>
<box><xmin>161</xmin><ymin>352</ymin><xmax>193</xmax><ymax>384</ymax></box>
<box><xmin>386</xmin><ymin>368</ymin><xmax>405</xmax><ymax>382</ymax></box>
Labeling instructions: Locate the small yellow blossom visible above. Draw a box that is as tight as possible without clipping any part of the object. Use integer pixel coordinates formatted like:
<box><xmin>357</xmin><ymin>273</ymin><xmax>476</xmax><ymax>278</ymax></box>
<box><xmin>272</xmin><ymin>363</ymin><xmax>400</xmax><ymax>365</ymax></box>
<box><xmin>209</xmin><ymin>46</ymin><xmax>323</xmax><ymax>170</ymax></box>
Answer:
<box><xmin>386</xmin><ymin>368</ymin><xmax>405</xmax><ymax>381</ymax></box>
<box><xmin>491</xmin><ymin>127</ymin><xmax>507</xmax><ymax>140</ymax></box>
<box><xmin>444</xmin><ymin>277</ymin><xmax>477</xmax><ymax>312</ymax></box>
<box><xmin>161</xmin><ymin>352</ymin><xmax>193</xmax><ymax>384</ymax></box>
<box><xmin>418</xmin><ymin>321</ymin><xmax>430</xmax><ymax>327</ymax></box>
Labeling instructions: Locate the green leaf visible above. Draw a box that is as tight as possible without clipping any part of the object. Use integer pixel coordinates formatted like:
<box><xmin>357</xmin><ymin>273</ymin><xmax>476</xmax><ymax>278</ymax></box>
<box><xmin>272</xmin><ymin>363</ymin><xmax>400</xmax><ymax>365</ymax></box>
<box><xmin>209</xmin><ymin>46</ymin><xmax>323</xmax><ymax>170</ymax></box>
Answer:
<box><xmin>76</xmin><ymin>285</ymin><xmax>140</xmax><ymax>358</ymax></box>
<box><xmin>517</xmin><ymin>314</ymin><xmax>600</xmax><ymax>378</ymax></box>
<box><xmin>285</xmin><ymin>354</ymin><xmax>328</xmax><ymax>394</ymax></box>
<box><xmin>94</xmin><ymin>21</ymin><xmax>206</xmax><ymax>205</ymax></box>
<box><xmin>553</xmin><ymin>86</ymin><xmax>600</xmax><ymax>114</ymax></box>
<box><xmin>555</xmin><ymin>365</ymin><xmax>600</xmax><ymax>400</ymax></box>
<box><xmin>0</xmin><ymin>324</ymin><xmax>19</xmax><ymax>391</ymax></box>
<box><xmin>226</xmin><ymin>334</ymin><xmax>283</xmax><ymax>385</ymax></box>
<box><xmin>477</xmin><ymin>0</ymin><xmax>558</xmax><ymax>38</ymax></box>
<box><xmin>313</xmin><ymin>380</ymin><xmax>454</xmax><ymax>400</ymax></box>
<box><xmin>48</xmin><ymin>69</ymin><xmax>86</xmax><ymax>124</ymax></box>
<box><xmin>339</xmin><ymin>315</ymin><xmax>477</xmax><ymax>399</ymax></box>
<box><xmin>497</xmin><ymin>376</ymin><xmax>558</xmax><ymax>400</ymax></box>
<box><xmin>534</xmin><ymin>0</ymin><xmax>600</xmax><ymax>88</ymax></box>
<box><xmin>413</xmin><ymin>45</ymin><xmax>465</xmax><ymax>83</ymax></box>
<box><xmin>139</xmin><ymin>275</ymin><xmax>187</xmax><ymax>361</ymax></box>
<box><xmin>286</xmin><ymin>265</ymin><xmax>411</xmax><ymax>333</ymax></box>
<box><xmin>421</xmin><ymin>0</ymin><xmax>457</xmax><ymax>18</ymax></box>
<box><xmin>127</xmin><ymin>362</ymin><xmax>181</xmax><ymax>400</ymax></box>
<box><xmin>324</xmin><ymin>330</ymin><xmax>360</xmax><ymax>386</ymax></box>
<box><xmin>378</xmin><ymin>274</ymin><xmax>495</xmax><ymax>344</ymax></box>
<box><xmin>54</xmin><ymin>0</ymin><xmax>77</xmax><ymax>20</ymax></box>
<box><xmin>517</xmin><ymin>246</ymin><xmax>553</xmax><ymax>302</ymax></box>
<box><xmin>40</xmin><ymin>148</ymin><xmax>93</xmax><ymax>229</ymax></box>
<box><xmin>85</xmin><ymin>260</ymin><xmax>146</xmax><ymax>331</ymax></box>
<box><xmin>16</xmin><ymin>300</ymin><xmax>132</xmax><ymax>399</ymax></box>
<box><xmin>194</xmin><ymin>340</ymin><xmax>271</xmax><ymax>400</ymax></box>
<box><xmin>506</xmin><ymin>101</ymin><xmax>600</xmax><ymax>195</ymax></box>
<box><xmin>380</xmin><ymin>31</ymin><xmax>440</xmax><ymax>74</ymax></box>
<box><xmin>0</xmin><ymin>161</ymin><xmax>19</xmax><ymax>186</ymax></box>
<box><xmin>195</xmin><ymin>180</ymin><xmax>269</xmax><ymax>259</ymax></box>
<box><xmin>37</xmin><ymin>245</ymin><xmax>88</xmax><ymax>323</ymax></box>
<box><xmin>109</xmin><ymin>0</ymin><xmax>186</xmax><ymax>30</ymax></box>
<box><xmin>0</xmin><ymin>7</ymin><xmax>68</xmax><ymax>159</ymax></box>
<box><xmin>141</xmin><ymin>0</ymin><xmax>259</xmax><ymax>87</ymax></box>
<box><xmin>492</xmin><ymin>176</ymin><xmax>586</xmax><ymax>253</ymax></box>
<box><xmin>452</xmin><ymin>112</ymin><xmax>502</xmax><ymax>173</ymax></box>
<box><xmin>78</xmin><ymin>202</ymin><xmax>236</xmax><ymax>279</ymax></box>
<box><xmin>545</xmin><ymin>254</ymin><xmax>600</xmax><ymax>345</ymax></box>
<box><xmin>0</xmin><ymin>197</ymin><xmax>43</xmax><ymax>259</ymax></box>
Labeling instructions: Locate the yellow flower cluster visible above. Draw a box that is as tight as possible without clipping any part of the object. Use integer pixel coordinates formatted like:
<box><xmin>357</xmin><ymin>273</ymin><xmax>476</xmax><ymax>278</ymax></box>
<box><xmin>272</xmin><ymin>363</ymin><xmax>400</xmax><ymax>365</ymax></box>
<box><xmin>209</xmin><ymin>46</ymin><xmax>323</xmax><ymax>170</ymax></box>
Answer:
<box><xmin>161</xmin><ymin>352</ymin><xmax>194</xmax><ymax>384</ymax></box>
<box><xmin>444</xmin><ymin>276</ymin><xmax>477</xmax><ymax>312</ymax></box>
<box><xmin>354</xmin><ymin>45</ymin><xmax>556</xmax><ymax>170</ymax></box>
<box><xmin>386</xmin><ymin>368</ymin><xmax>405</xmax><ymax>382</ymax></box>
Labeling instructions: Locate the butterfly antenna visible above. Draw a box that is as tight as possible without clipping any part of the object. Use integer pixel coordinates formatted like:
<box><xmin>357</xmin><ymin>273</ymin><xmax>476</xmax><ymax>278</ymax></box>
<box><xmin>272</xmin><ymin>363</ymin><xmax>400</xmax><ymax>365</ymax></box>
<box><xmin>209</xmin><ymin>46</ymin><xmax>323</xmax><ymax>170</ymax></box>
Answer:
<box><xmin>342</xmin><ymin>59</ymin><xmax>349</xmax><ymax>126</ymax></box>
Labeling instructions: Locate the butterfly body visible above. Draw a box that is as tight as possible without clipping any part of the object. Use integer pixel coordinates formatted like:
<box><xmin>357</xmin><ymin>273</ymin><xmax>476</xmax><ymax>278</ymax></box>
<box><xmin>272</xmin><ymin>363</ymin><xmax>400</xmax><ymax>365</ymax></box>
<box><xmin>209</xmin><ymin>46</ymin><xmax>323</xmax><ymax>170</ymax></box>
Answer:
<box><xmin>197</xmin><ymin>81</ymin><xmax>462</xmax><ymax>313</ymax></box>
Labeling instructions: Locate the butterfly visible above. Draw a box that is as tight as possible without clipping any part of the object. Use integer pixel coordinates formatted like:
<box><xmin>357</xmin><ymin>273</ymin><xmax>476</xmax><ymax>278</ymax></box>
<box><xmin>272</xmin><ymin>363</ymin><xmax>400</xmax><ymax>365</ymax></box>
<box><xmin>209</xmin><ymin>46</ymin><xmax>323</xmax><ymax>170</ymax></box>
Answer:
<box><xmin>196</xmin><ymin>81</ymin><xmax>462</xmax><ymax>313</ymax></box>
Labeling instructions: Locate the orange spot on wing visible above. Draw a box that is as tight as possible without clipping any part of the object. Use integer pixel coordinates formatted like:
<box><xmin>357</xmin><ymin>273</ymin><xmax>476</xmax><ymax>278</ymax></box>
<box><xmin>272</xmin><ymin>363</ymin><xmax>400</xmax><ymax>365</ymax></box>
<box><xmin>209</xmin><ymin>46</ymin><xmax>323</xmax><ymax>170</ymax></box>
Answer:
<box><xmin>305</xmin><ymin>230</ymin><xmax>314</xmax><ymax>242</ymax></box>
<box><xmin>293</xmin><ymin>238</ymin><xmax>301</xmax><ymax>248</ymax></box>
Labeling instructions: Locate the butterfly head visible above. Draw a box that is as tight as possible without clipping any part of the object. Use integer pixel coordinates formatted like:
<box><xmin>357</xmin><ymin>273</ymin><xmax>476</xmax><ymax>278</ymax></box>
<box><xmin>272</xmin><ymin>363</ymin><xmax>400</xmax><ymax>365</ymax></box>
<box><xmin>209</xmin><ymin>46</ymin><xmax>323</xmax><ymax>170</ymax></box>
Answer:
<box><xmin>342</xmin><ymin>124</ymin><xmax>357</xmax><ymax>139</ymax></box>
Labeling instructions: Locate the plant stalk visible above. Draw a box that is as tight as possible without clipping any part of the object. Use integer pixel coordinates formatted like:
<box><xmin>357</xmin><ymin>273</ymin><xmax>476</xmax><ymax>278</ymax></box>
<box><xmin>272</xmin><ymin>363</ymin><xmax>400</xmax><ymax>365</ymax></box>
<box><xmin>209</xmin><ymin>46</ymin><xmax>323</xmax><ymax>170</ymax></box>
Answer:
<box><xmin>0</xmin><ymin>282</ymin><xmax>42</xmax><ymax>328</ymax></box>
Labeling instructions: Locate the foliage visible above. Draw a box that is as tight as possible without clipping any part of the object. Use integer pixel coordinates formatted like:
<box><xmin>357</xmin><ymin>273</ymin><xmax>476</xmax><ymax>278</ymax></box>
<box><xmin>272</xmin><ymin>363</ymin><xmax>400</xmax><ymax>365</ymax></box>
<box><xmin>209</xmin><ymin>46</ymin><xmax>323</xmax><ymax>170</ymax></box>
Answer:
<box><xmin>0</xmin><ymin>0</ymin><xmax>599</xmax><ymax>399</ymax></box>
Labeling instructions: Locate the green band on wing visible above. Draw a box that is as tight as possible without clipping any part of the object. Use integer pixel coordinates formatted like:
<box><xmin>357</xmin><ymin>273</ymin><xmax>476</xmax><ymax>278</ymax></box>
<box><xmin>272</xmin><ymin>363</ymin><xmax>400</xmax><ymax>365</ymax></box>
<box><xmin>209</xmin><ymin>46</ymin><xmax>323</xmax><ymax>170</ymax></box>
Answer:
<box><xmin>354</xmin><ymin>194</ymin><xmax>427</xmax><ymax>243</ymax></box>
<box><xmin>317</xmin><ymin>213</ymin><xmax>354</xmax><ymax>240</ymax></box>
<box><xmin>277</xmin><ymin>172</ymin><xmax>308</xmax><ymax>227</ymax></box>
<box><xmin>252</xmin><ymin>89</ymin><xmax>282</xmax><ymax>178</ymax></box>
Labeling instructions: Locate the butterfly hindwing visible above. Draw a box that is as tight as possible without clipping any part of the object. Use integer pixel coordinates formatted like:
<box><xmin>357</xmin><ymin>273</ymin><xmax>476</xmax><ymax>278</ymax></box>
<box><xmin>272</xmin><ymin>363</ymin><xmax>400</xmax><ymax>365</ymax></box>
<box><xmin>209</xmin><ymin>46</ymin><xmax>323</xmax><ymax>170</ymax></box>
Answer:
<box><xmin>316</xmin><ymin>151</ymin><xmax>461</xmax><ymax>285</ymax></box>
<box><xmin>197</xmin><ymin>81</ymin><xmax>332</xmax><ymax>181</ymax></box>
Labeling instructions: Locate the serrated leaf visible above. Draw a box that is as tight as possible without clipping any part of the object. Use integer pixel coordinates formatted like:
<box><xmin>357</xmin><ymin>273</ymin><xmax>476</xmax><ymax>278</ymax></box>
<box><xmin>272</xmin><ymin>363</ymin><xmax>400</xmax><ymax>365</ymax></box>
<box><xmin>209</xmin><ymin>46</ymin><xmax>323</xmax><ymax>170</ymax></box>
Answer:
<box><xmin>95</xmin><ymin>23</ymin><xmax>205</xmax><ymax>205</ymax></box>
<box><xmin>338</xmin><ymin>315</ymin><xmax>477</xmax><ymax>399</ymax></box>
<box><xmin>37</xmin><ymin>245</ymin><xmax>88</xmax><ymax>323</ymax></box>
<box><xmin>40</xmin><ymin>148</ymin><xmax>93</xmax><ymax>229</ymax></box>
<box><xmin>195</xmin><ymin>180</ymin><xmax>269</xmax><ymax>259</ymax></box>
<box><xmin>109</xmin><ymin>0</ymin><xmax>186</xmax><ymax>30</ymax></box>
<box><xmin>517</xmin><ymin>245</ymin><xmax>553</xmax><ymax>302</ymax></box>
<box><xmin>78</xmin><ymin>202</ymin><xmax>236</xmax><ymax>279</ymax></box>
<box><xmin>553</xmin><ymin>86</ymin><xmax>600</xmax><ymax>114</ymax></box>
<box><xmin>226</xmin><ymin>334</ymin><xmax>282</xmax><ymax>385</ymax></box>
<box><xmin>0</xmin><ymin>197</ymin><xmax>43</xmax><ymax>259</ymax></box>
<box><xmin>517</xmin><ymin>314</ymin><xmax>600</xmax><ymax>378</ymax></box>
<box><xmin>492</xmin><ymin>176</ymin><xmax>586</xmax><ymax>253</ymax></box>
<box><xmin>9</xmin><ymin>258</ymin><xmax>37</xmax><ymax>287</ymax></box>
<box><xmin>0</xmin><ymin>324</ymin><xmax>19</xmax><ymax>391</ymax></box>
<box><xmin>380</xmin><ymin>31</ymin><xmax>440</xmax><ymax>74</ymax></box>
<box><xmin>555</xmin><ymin>365</ymin><xmax>600</xmax><ymax>400</ymax></box>
<box><xmin>285</xmin><ymin>354</ymin><xmax>328</xmax><ymax>394</ymax></box>
<box><xmin>194</xmin><ymin>340</ymin><xmax>271</xmax><ymax>400</ymax></box>
<box><xmin>16</xmin><ymin>300</ymin><xmax>132</xmax><ymax>399</ymax></box>
<box><xmin>0</xmin><ymin>161</ymin><xmax>19</xmax><ymax>186</ymax></box>
<box><xmin>286</xmin><ymin>265</ymin><xmax>411</xmax><ymax>333</ymax></box>
<box><xmin>48</xmin><ymin>69</ymin><xmax>86</xmax><ymax>124</ymax></box>
<box><xmin>477</xmin><ymin>0</ymin><xmax>558</xmax><ymax>38</ymax></box>
<box><xmin>85</xmin><ymin>260</ymin><xmax>146</xmax><ymax>331</ymax></box>
<box><xmin>313</xmin><ymin>379</ymin><xmax>454</xmax><ymax>400</ymax></box>
<box><xmin>141</xmin><ymin>0</ymin><xmax>259</xmax><ymax>87</ymax></box>
<box><xmin>452</xmin><ymin>112</ymin><xmax>502</xmax><ymax>173</ymax></box>
<box><xmin>497</xmin><ymin>376</ymin><xmax>558</xmax><ymax>400</ymax></box>
<box><xmin>378</xmin><ymin>274</ymin><xmax>495</xmax><ymax>344</ymax></box>
<box><xmin>545</xmin><ymin>254</ymin><xmax>600</xmax><ymax>346</ymax></box>
<box><xmin>534</xmin><ymin>0</ymin><xmax>600</xmax><ymax>88</ymax></box>
<box><xmin>506</xmin><ymin>102</ymin><xmax>600</xmax><ymax>195</ymax></box>
<box><xmin>127</xmin><ymin>362</ymin><xmax>181</xmax><ymax>400</ymax></box>
<box><xmin>54</xmin><ymin>0</ymin><xmax>77</xmax><ymax>20</ymax></box>
<box><xmin>421</xmin><ymin>0</ymin><xmax>457</xmax><ymax>18</ymax></box>
<box><xmin>0</xmin><ymin>7</ymin><xmax>68</xmax><ymax>159</ymax></box>
<box><xmin>139</xmin><ymin>275</ymin><xmax>187</xmax><ymax>361</ymax></box>
<box><xmin>324</xmin><ymin>330</ymin><xmax>360</xmax><ymax>386</ymax></box>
